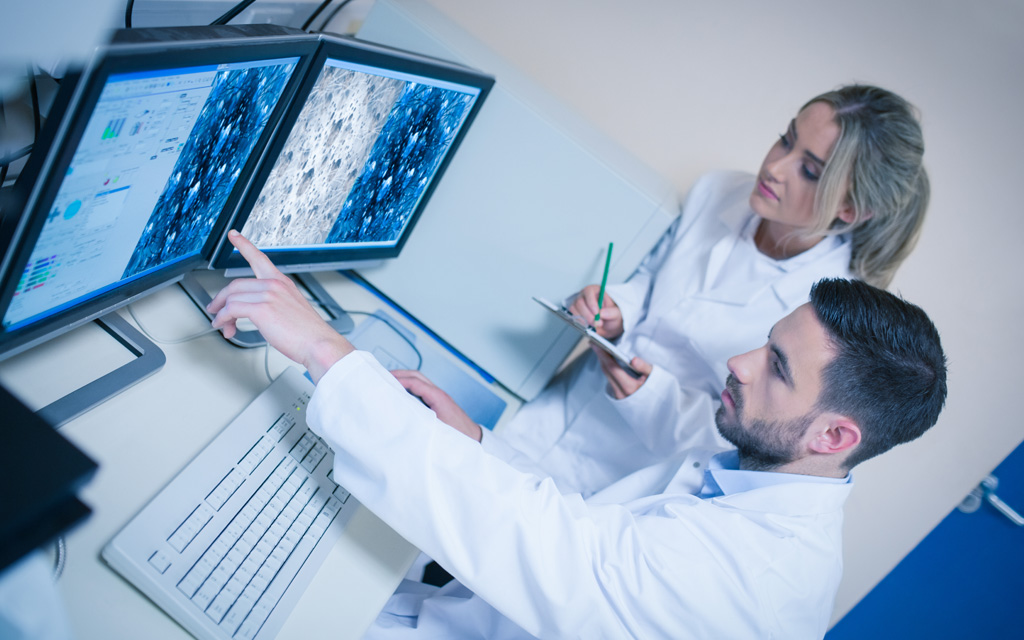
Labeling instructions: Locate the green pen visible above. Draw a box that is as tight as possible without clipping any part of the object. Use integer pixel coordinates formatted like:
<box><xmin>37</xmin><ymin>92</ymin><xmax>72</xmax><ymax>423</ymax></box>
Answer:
<box><xmin>594</xmin><ymin>242</ymin><xmax>613</xmax><ymax>323</ymax></box>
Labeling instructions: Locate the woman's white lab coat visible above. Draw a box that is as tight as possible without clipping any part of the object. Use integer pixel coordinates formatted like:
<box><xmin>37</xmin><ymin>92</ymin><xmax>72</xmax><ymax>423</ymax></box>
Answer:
<box><xmin>309</xmin><ymin>352</ymin><xmax>851</xmax><ymax>639</ymax></box>
<box><xmin>499</xmin><ymin>171</ymin><xmax>854</xmax><ymax>496</ymax></box>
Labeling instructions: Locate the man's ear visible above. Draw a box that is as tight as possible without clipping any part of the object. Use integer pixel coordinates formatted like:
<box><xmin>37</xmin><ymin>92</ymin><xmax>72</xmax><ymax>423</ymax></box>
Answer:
<box><xmin>809</xmin><ymin>416</ymin><xmax>861</xmax><ymax>455</ymax></box>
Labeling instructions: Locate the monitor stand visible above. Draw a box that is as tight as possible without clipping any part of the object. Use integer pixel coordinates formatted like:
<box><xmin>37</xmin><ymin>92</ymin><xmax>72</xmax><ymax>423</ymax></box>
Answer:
<box><xmin>36</xmin><ymin>314</ymin><xmax>165</xmax><ymax>428</ymax></box>
<box><xmin>179</xmin><ymin>270</ymin><xmax>355</xmax><ymax>348</ymax></box>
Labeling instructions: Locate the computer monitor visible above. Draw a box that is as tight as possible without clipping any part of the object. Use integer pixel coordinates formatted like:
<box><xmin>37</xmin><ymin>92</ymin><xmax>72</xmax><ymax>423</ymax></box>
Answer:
<box><xmin>192</xmin><ymin>34</ymin><xmax>492</xmax><ymax>346</ymax></box>
<box><xmin>208</xmin><ymin>34</ymin><xmax>493</xmax><ymax>274</ymax></box>
<box><xmin>0</xmin><ymin>32</ymin><xmax>318</xmax><ymax>425</ymax></box>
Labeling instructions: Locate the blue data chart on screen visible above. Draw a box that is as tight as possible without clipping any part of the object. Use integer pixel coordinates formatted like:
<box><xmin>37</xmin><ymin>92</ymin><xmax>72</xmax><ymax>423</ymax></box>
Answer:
<box><xmin>240</xmin><ymin>57</ymin><xmax>482</xmax><ymax>254</ymax></box>
<box><xmin>3</xmin><ymin>57</ymin><xmax>300</xmax><ymax>331</ymax></box>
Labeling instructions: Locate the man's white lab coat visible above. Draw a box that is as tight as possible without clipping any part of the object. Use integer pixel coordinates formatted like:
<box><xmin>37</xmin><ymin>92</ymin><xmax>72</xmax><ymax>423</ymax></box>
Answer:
<box><xmin>500</xmin><ymin>171</ymin><xmax>854</xmax><ymax>496</ymax></box>
<box><xmin>309</xmin><ymin>352</ymin><xmax>851</xmax><ymax>639</ymax></box>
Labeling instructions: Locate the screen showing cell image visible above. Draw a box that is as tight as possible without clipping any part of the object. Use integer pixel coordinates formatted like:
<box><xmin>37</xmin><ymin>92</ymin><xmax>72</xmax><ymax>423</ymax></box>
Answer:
<box><xmin>222</xmin><ymin>47</ymin><xmax>491</xmax><ymax>269</ymax></box>
<box><xmin>2</xmin><ymin>57</ymin><xmax>300</xmax><ymax>331</ymax></box>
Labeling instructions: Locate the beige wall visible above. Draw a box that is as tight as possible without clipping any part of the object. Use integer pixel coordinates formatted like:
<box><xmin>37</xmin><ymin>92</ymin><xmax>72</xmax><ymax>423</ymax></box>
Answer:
<box><xmin>410</xmin><ymin>0</ymin><xmax>1024</xmax><ymax>623</ymax></box>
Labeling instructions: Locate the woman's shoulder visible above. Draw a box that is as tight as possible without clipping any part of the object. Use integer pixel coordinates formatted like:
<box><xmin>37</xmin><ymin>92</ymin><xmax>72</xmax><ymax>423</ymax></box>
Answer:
<box><xmin>691</xmin><ymin>170</ymin><xmax>757</xmax><ymax>195</ymax></box>
<box><xmin>680</xmin><ymin>171</ymin><xmax>757</xmax><ymax>228</ymax></box>
<box><xmin>683</xmin><ymin>171</ymin><xmax>756</xmax><ymax>211</ymax></box>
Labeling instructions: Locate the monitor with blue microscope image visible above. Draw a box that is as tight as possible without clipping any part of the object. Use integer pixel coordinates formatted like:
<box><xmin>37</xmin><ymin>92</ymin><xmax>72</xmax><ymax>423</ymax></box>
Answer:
<box><xmin>0</xmin><ymin>31</ymin><xmax>318</xmax><ymax>424</ymax></box>
<box><xmin>210</xmin><ymin>34</ymin><xmax>493</xmax><ymax>273</ymax></box>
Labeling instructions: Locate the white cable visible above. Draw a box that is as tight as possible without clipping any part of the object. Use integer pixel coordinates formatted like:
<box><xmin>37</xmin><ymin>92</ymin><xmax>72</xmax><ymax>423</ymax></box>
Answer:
<box><xmin>126</xmin><ymin>303</ymin><xmax>220</xmax><ymax>344</ymax></box>
<box><xmin>52</xmin><ymin>536</ymin><xmax>66</xmax><ymax>581</ymax></box>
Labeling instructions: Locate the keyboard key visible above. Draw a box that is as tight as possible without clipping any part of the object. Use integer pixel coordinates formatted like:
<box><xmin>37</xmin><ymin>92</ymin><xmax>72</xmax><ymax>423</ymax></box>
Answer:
<box><xmin>207</xmin><ymin>468</ymin><xmax>245</xmax><ymax>510</ymax></box>
<box><xmin>168</xmin><ymin>503</ymin><xmax>215</xmax><ymax>553</ymax></box>
<box><xmin>148</xmin><ymin>550</ymin><xmax>172</xmax><ymax>574</ymax></box>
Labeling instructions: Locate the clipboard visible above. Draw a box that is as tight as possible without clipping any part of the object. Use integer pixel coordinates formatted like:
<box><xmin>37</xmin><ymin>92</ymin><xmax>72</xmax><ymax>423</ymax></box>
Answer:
<box><xmin>533</xmin><ymin>297</ymin><xmax>642</xmax><ymax>378</ymax></box>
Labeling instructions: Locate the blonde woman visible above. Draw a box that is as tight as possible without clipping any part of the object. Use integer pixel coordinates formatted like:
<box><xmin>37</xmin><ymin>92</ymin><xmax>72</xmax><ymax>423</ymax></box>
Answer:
<box><xmin>494</xmin><ymin>84</ymin><xmax>930</xmax><ymax>496</ymax></box>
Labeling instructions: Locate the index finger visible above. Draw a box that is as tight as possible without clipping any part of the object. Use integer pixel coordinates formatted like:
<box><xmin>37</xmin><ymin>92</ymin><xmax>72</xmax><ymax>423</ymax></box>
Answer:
<box><xmin>229</xmin><ymin>230</ymin><xmax>286</xmax><ymax>281</ymax></box>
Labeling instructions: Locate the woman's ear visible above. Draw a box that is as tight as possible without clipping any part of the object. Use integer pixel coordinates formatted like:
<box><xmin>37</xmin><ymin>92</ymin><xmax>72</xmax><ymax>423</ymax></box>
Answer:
<box><xmin>837</xmin><ymin>202</ymin><xmax>856</xmax><ymax>224</ymax></box>
<box><xmin>837</xmin><ymin>201</ymin><xmax>871</xmax><ymax>225</ymax></box>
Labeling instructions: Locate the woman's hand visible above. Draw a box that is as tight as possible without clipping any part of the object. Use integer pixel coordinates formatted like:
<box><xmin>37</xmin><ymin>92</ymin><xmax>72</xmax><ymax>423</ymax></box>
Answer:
<box><xmin>593</xmin><ymin>347</ymin><xmax>652</xmax><ymax>400</ymax></box>
<box><xmin>568</xmin><ymin>285</ymin><xmax>624</xmax><ymax>340</ymax></box>
<box><xmin>391</xmin><ymin>369</ymin><xmax>483</xmax><ymax>442</ymax></box>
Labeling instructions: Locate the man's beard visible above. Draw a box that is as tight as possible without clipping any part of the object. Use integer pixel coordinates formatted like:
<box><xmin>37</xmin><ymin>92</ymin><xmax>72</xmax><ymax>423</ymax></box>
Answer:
<box><xmin>715</xmin><ymin>375</ymin><xmax>816</xmax><ymax>471</ymax></box>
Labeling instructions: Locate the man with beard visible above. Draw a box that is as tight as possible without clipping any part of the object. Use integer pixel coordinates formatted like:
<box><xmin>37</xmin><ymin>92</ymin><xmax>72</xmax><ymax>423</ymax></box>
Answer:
<box><xmin>208</xmin><ymin>231</ymin><xmax>947</xmax><ymax>639</ymax></box>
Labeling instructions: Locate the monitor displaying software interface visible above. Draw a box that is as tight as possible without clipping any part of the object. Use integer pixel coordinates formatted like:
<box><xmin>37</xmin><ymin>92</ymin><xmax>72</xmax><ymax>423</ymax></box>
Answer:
<box><xmin>214</xmin><ymin>50</ymin><xmax>489</xmax><ymax>270</ymax></box>
<box><xmin>1</xmin><ymin>56</ymin><xmax>301</xmax><ymax>334</ymax></box>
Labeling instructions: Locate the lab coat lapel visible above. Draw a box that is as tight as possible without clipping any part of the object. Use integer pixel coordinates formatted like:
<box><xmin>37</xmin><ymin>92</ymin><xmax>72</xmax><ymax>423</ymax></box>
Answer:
<box><xmin>697</xmin><ymin>211</ymin><xmax>852</xmax><ymax>309</ymax></box>
<box><xmin>699</xmin><ymin>200</ymin><xmax>748</xmax><ymax>297</ymax></box>
<box><xmin>696</xmin><ymin>206</ymin><xmax>769</xmax><ymax>306</ymax></box>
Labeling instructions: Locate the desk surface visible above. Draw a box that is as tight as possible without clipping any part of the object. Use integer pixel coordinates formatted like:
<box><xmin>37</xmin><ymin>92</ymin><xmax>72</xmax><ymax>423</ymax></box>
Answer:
<box><xmin>0</xmin><ymin>270</ymin><xmax>522</xmax><ymax>639</ymax></box>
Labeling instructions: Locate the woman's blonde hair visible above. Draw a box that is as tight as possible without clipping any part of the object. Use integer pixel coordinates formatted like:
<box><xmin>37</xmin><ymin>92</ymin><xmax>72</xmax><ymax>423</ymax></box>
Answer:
<box><xmin>803</xmin><ymin>85</ymin><xmax>929</xmax><ymax>288</ymax></box>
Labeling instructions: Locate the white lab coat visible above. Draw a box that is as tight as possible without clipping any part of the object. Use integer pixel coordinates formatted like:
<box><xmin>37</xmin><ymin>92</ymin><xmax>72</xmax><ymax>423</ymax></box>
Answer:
<box><xmin>308</xmin><ymin>352</ymin><xmax>851</xmax><ymax>640</ymax></box>
<box><xmin>500</xmin><ymin>171</ymin><xmax>854</xmax><ymax>496</ymax></box>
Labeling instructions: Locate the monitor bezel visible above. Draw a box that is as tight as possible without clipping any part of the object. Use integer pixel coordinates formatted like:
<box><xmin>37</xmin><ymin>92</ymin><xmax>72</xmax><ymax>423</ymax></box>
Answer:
<box><xmin>0</xmin><ymin>35</ymin><xmax>319</xmax><ymax>358</ymax></box>
<box><xmin>208</xmin><ymin>33</ymin><xmax>494</xmax><ymax>272</ymax></box>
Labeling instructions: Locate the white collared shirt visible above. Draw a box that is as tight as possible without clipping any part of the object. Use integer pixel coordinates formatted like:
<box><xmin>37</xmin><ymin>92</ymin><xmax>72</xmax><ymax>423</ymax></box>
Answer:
<box><xmin>698</xmin><ymin>450</ymin><xmax>852</xmax><ymax>499</ymax></box>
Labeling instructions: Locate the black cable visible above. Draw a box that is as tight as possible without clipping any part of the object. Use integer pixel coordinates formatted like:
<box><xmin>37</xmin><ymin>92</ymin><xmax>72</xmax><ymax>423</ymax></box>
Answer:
<box><xmin>0</xmin><ymin>99</ymin><xmax>6</xmax><ymax>186</ymax></box>
<box><xmin>316</xmin><ymin>0</ymin><xmax>356</xmax><ymax>32</ymax></box>
<box><xmin>210</xmin><ymin>0</ymin><xmax>258</xmax><ymax>26</ymax></box>
<box><xmin>301</xmin><ymin>0</ymin><xmax>333</xmax><ymax>31</ymax></box>
<box><xmin>29</xmin><ymin>71</ymin><xmax>41</xmax><ymax>137</ymax></box>
<box><xmin>125</xmin><ymin>0</ymin><xmax>135</xmax><ymax>28</ymax></box>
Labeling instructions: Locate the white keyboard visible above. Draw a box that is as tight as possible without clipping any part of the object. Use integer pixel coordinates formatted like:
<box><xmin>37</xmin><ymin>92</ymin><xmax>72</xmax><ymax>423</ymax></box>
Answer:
<box><xmin>103</xmin><ymin>367</ymin><xmax>357</xmax><ymax>640</ymax></box>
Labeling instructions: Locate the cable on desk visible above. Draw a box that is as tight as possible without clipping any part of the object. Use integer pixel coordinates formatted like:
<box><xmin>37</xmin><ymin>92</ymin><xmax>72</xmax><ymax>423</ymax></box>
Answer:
<box><xmin>294</xmin><ymin>288</ymin><xmax>421</xmax><ymax>368</ymax></box>
<box><xmin>125</xmin><ymin>295</ymin><xmax>422</xmax><ymax>381</ymax></box>
<box><xmin>295</xmin><ymin>290</ymin><xmax>424</xmax><ymax>370</ymax></box>
<box><xmin>298</xmin><ymin>288</ymin><xmax>424</xmax><ymax>371</ymax></box>
<box><xmin>53</xmin><ymin>536</ymin><xmax>66</xmax><ymax>581</ymax></box>
<box><xmin>342</xmin><ymin>310</ymin><xmax>424</xmax><ymax>371</ymax></box>
<box><xmin>263</xmin><ymin>343</ymin><xmax>274</xmax><ymax>383</ymax></box>
<box><xmin>126</xmin><ymin>303</ymin><xmax>220</xmax><ymax>344</ymax></box>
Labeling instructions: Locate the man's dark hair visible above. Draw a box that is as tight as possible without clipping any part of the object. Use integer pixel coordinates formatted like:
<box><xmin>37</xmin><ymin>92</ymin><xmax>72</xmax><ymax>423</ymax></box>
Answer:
<box><xmin>809</xmin><ymin>278</ymin><xmax>947</xmax><ymax>469</ymax></box>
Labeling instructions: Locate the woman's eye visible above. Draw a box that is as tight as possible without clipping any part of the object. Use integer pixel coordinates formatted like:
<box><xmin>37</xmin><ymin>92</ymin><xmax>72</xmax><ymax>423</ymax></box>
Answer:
<box><xmin>801</xmin><ymin>165</ymin><xmax>821</xmax><ymax>181</ymax></box>
<box><xmin>778</xmin><ymin>133</ymin><xmax>791</xmax><ymax>149</ymax></box>
<box><xmin>772</xmin><ymin>360</ymin><xmax>785</xmax><ymax>379</ymax></box>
